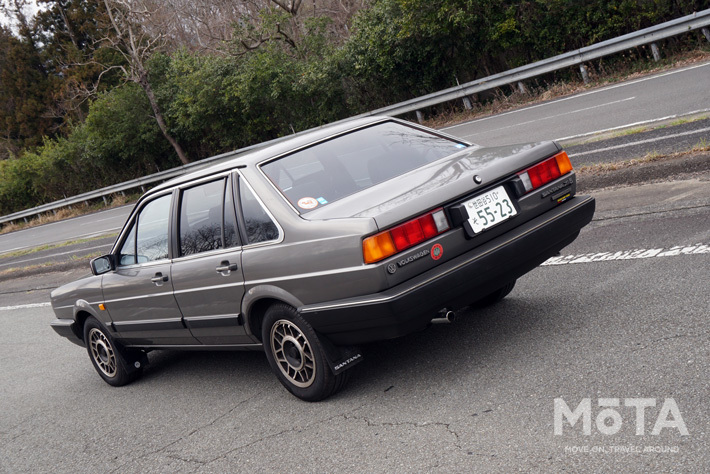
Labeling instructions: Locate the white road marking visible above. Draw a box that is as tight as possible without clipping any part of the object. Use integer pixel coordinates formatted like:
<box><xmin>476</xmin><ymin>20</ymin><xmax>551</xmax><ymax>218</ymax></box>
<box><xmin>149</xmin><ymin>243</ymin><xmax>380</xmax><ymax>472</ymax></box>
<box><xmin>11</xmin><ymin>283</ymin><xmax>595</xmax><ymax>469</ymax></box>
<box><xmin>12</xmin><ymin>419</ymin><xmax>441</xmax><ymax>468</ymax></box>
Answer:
<box><xmin>442</xmin><ymin>61</ymin><xmax>710</xmax><ymax>132</ymax></box>
<box><xmin>0</xmin><ymin>243</ymin><xmax>112</xmax><ymax>268</ymax></box>
<box><xmin>460</xmin><ymin>97</ymin><xmax>637</xmax><ymax>136</ymax></box>
<box><xmin>0</xmin><ymin>302</ymin><xmax>51</xmax><ymax>311</ymax></box>
<box><xmin>557</xmin><ymin>108</ymin><xmax>710</xmax><ymax>142</ymax></box>
<box><xmin>568</xmin><ymin>126</ymin><xmax>710</xmax><ymax>157</ymax></box>
<box><xmin>80</xmin><ymin>216</ymin><xmax>123</xmax><ymax>226</ymax></box>
<box><xmin>0</xmin><ymin>246</ymin><xmax>29</xmax><ymax>256</ymax></box>
<box><xmin>542</xmin><ymin>244</ymin><xmax>710</xmax><ymax>266</ymax></box>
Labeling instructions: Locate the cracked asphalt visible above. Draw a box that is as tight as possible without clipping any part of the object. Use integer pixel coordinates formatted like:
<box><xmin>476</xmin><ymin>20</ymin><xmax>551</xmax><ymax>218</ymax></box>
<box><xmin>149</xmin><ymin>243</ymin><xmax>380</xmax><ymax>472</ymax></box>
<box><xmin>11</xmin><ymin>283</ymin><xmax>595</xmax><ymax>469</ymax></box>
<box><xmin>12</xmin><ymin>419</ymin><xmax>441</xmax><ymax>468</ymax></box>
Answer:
<box><xmin>1</xmin><ymin>173</ymin><xmax>708</xmax><ymax>472</ymax></box>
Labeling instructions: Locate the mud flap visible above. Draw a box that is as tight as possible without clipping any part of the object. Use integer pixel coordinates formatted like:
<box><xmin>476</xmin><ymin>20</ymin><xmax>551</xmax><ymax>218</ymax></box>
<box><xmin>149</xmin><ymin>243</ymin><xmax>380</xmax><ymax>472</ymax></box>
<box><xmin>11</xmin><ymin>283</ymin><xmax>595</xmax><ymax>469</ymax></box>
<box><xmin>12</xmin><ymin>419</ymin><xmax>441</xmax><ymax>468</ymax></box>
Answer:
<box><xmin>115</xmin><ymin>343</ymin><xmax>149</xmax><ymax>376</ymax></box>
<box><xmin>317</xmin><ymin>332</ymin><xmax>363</xmax><ymax>375</ymax></box>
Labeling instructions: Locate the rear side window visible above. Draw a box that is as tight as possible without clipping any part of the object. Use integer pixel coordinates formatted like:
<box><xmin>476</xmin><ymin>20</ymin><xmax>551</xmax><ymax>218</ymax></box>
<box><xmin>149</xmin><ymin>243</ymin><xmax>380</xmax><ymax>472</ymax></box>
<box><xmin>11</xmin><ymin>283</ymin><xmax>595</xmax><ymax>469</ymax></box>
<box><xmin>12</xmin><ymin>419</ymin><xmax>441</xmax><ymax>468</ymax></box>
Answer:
<box><xmin>179</xmin><ymin>178</ymin><xmax>239</xmax><ymax>256</ymax></box>
<box><xmin>118</xmin><ymin>194</ymin><xmax>171</xmax><ymax>265</ymax></box>
<box><xmin>239</xmin><ymin>180</ymin><xmax>279</xmax><ymax>244</ymax></box>
<box><xmin>260</xmin><ymin>121</ymin><xmax>467</xmax><ymax>213</ymax></box>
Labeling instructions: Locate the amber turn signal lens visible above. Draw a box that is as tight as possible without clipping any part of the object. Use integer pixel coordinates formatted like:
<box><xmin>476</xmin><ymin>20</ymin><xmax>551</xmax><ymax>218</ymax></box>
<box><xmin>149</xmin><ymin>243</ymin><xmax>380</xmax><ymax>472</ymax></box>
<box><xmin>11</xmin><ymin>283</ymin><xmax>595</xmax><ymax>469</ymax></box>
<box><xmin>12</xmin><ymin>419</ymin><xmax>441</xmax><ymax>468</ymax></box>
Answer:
<box><xmin>555</xmin><ymin>151</ymin><xmax>573</xmax><ymax>175</ymax></box>
<box><xmin>363</xmin><ymin>232</ymin><xmax>397</xmax><ymax>264</ymax></box>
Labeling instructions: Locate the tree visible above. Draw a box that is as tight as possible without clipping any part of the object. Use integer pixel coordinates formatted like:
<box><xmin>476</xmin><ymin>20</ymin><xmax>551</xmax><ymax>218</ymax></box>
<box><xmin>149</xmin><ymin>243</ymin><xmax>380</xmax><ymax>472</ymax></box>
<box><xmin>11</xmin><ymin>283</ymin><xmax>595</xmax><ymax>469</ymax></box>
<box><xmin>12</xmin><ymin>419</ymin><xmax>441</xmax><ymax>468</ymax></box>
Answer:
<box><xmin>100</xmin><ymin>0</ymin><xmax>190</xmax><ymax>164</ymax></box>
<box><xmin>0</xmin><ymin>23</ymin><xmax>57</xmax><ymax>159</ymax></box>
<box><xmin>34</xmin><ymin>0</ymin><xmax>119</xmax><ymax>129</ymax></box>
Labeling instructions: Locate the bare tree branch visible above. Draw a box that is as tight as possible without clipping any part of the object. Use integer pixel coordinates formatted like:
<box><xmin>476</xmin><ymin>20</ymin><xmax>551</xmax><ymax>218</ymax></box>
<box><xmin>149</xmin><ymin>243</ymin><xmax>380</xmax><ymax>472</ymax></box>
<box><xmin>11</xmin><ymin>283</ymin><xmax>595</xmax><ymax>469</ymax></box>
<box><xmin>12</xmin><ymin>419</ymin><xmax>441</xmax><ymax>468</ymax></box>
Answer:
<box><xmin>101</xmin><ymin>0</ymin><xmax>190</xmax><ymax>164</ymax></box>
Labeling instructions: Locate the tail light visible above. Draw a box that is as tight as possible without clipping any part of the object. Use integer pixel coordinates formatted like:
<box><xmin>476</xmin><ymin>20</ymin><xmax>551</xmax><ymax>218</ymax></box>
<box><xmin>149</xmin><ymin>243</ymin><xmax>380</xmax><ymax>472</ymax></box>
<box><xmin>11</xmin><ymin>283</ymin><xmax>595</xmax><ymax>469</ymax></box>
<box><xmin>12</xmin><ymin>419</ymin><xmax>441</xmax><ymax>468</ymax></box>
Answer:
<box><xmin>363</xmin><ymin>209</ymin><xmax>449</xmax><ymax>264</ymax></box>
<box><xmin>518</xmin><ymin>151</ymin><xmax>573</xmax><ymax>193</ymax></box>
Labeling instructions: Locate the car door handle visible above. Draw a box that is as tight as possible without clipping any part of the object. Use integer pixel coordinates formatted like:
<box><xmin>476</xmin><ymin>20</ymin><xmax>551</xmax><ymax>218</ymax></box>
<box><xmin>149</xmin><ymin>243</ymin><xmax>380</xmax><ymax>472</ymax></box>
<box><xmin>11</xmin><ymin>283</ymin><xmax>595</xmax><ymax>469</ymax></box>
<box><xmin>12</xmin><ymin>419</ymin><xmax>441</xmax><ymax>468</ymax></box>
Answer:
<box><xmin>216</xmin><ymin>261</ymin><xmax>238</xmax><ymax>274</ymax></box>
<box><xmin>151</xmin><ymin>273</ymin><xmax>169</xmax><ymax>285</ymax></box>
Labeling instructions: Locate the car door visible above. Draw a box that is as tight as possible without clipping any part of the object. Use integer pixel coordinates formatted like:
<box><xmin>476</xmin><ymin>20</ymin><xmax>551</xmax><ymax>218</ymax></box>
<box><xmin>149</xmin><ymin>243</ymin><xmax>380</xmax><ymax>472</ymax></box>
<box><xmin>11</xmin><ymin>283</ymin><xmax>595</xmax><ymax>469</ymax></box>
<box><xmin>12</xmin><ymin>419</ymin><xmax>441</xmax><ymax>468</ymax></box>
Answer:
<box><xmin>101</xmin><ymin>192</ymin><xmax>199</xmax><ymax>345</ymax></box>
<box><xmin>170</xmin><ymin>175</ymin><xmax>253</xmax><ymax>345</ymax></box>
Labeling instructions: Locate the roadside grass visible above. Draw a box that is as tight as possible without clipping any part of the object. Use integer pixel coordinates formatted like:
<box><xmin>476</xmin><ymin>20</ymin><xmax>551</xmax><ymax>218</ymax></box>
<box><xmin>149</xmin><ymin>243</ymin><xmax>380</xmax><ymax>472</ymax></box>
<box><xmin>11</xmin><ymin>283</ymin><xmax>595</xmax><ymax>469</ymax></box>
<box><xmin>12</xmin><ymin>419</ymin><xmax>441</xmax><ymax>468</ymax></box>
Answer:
<box><xmin>0</xmin><ymin>261</ymin><xmax>57</xmax><ymax>278</ymax></box>
<box><xmin>577</xmin><ymin>147</ymin><xmax>710</xmax><ymax>174</ymax></box>
<box><xmin>693</xmin><ymin>138</ymin><xmax>708</xmax><ymax>150</ymax></box>
<box><xmin>612</xmin><ymin>127</ymin><xmax>649</xmax><ymax>137</ymax></box>
<box><xmin>0</xmin><ymin>234</ymin><xmax>117</xmax><ymax>260</ymax></box>
<box><xmin>424</xmin><ymin>47</ymin><xmax>710</xmax><ymax>131</ymax></box>
<box><xmin>0</xmin><ymin>193</ymin><xmax>138</xmax><ymax>236</ymax></box>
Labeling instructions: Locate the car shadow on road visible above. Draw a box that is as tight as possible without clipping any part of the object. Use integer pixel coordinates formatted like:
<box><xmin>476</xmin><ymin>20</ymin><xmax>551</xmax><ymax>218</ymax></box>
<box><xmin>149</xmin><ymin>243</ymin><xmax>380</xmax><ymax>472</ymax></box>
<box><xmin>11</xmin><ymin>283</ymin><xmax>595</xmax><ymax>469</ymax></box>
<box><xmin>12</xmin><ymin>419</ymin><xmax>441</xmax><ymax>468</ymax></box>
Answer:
<box><xmin>121</xmin><ymin>291</ymin><xmax>574</xmax><ymax>402</ymax></box>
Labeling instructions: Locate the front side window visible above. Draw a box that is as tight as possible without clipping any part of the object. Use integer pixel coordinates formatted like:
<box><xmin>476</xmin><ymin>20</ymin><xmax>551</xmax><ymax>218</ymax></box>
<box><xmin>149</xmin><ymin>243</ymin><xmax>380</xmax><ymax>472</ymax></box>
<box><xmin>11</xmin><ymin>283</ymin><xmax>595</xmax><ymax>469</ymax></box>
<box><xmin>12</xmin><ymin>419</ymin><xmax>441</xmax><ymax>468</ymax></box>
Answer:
<box><xmin>179</xmin><ymin>179</ymin><xmax>239</xmax><ymax>256</ymax></box>
<box><xmin>260</xmin><ymin>121</ymin><xmax>468</xmax><ymax>213</ymax></box>
<box><xmin>118</xmin><ymin>194</ymin><xmax>171</xmax><ymax>265</ymax></box>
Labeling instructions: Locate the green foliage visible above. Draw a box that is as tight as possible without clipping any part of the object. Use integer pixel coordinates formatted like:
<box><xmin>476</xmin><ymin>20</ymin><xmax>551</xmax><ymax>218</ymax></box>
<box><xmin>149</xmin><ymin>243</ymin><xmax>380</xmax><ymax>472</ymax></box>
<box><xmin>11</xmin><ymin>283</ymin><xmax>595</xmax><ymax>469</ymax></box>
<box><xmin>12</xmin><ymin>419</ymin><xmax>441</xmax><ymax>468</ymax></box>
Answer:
<box><xmin>0</xmin><ymin>25</ymin><xmax>57</xmax><ymax>158</ymax></box>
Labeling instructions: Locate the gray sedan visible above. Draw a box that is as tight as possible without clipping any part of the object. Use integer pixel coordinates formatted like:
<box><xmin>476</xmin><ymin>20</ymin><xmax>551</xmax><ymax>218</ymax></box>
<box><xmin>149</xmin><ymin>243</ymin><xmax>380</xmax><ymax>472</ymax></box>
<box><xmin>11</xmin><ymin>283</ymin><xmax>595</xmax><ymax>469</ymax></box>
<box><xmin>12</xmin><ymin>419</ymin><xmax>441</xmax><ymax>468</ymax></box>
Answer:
<box><xmin>50</xmin><ymin>117</ymin><xmax>595</xmax><ymax>401</ymax></box>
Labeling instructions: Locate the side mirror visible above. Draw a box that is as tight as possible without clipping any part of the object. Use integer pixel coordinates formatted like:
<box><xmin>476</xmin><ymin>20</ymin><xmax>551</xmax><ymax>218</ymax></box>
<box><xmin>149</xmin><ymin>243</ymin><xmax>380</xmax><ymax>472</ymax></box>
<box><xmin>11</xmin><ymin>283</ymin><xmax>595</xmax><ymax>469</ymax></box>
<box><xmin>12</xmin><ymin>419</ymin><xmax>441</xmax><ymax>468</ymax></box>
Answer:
<box><xmin>90</xmin><ymin>255</ymin><xmax>115</xmax><ymax>275</ymax></box>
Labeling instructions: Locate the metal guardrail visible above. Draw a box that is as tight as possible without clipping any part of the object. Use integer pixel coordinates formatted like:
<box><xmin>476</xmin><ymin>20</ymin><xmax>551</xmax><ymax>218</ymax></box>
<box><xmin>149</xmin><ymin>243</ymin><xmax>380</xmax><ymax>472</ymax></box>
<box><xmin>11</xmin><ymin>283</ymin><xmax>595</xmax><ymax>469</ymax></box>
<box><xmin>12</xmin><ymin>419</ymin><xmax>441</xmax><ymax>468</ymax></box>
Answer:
<box><xmin>358</xmin><ymin>9</ymin><xmax>710</xmax><ymax>117</ymax></box>
<box><xmin>2</xmin><ymin>9</ymin><xmax>710</xmax><ymax>226</ymax></box>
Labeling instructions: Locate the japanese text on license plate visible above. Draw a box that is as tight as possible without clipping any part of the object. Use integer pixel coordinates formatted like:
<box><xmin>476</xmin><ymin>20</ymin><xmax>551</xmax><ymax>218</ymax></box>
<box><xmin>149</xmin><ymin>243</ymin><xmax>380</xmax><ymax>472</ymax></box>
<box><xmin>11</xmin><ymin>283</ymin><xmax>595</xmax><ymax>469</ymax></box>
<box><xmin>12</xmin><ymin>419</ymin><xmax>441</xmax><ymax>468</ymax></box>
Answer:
<box><xmin>464</xmin><ymin>186</ymin><xmax>517</xmax><ymax>234</ymax></box>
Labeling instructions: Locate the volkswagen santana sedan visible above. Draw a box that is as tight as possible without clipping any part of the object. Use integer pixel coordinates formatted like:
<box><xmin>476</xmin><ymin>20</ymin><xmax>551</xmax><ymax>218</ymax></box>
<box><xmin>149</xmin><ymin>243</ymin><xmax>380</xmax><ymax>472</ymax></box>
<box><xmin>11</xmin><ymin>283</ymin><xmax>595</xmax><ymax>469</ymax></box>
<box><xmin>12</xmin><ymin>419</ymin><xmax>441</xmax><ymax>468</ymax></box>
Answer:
<box><xmin>50</xmin><ymin>116</ymin><xmax>595</xmax><ymax>401</ymax></box>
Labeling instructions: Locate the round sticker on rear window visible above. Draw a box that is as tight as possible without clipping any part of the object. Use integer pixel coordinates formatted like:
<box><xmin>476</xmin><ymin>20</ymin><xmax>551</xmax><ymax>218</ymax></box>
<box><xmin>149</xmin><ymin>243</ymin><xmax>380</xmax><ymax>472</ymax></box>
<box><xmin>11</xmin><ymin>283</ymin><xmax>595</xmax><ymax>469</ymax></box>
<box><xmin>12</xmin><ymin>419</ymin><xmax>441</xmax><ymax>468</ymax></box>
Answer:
<box><xmin>297</xmin><ymin>197</ymin><xmax>319</xmax><ymax>210</ymax></box>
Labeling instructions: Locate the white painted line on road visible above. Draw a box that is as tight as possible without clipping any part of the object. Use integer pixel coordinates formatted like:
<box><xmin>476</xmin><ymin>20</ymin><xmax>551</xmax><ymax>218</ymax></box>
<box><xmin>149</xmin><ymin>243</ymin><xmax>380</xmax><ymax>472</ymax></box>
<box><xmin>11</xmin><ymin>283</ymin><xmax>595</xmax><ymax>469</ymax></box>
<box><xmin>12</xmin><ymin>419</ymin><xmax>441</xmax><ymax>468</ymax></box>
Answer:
<box><xmin>460</xmin><ymin>97</ymin><xmax>636</xmax><ymax>137</ymax></box>
<box><xmin>0</xmin><ymin>246</ymin><xmax>29</xmax><ymax>256</ymax></box>
<box><xmin>442</xmin><ymin>61</ymin><xmax>710</xmax><ymax>132</ymax></box>
<box><xmin>568</xmin><ymin>126</ymin><xmax>710</xmax><ymax>157</ymax></box>
<box><xmin>0</xmin><ymin>243</ymin><xmax>112</xmax><ymax>268</ymax></box>
<box><xmin>542</xmin><ymin>244</ymin><xmax>710</xmax><ymax>266</ymax></box>
<box><xmin>557</xmin><ymin>108</ymin><xmax>710</xmax><ymax>142</ymax></box>
<box><xmin>0</xmin><ymin>302</ymin><xmax>51</xmax><ymax>311</ymax></box>
<box><xmin>75</xmin><ymin>228</ymin><xmax>121</xmax><ymax>239</ymax></box>
<box><xmin>80</xmin><ymin>216</ymin><xmax>123</xmax><ymax>226</ymax></box>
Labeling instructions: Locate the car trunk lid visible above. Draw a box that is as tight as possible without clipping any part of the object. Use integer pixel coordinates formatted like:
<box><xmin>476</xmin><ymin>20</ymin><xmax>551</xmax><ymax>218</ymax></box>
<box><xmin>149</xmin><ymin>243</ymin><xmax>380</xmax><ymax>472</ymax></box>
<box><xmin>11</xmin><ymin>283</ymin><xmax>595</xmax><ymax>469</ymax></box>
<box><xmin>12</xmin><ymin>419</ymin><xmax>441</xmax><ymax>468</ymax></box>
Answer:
<box><xmin>305</xmin><ymin>141</ymin><xmax>560</xmax><ymax>229</ymax></box>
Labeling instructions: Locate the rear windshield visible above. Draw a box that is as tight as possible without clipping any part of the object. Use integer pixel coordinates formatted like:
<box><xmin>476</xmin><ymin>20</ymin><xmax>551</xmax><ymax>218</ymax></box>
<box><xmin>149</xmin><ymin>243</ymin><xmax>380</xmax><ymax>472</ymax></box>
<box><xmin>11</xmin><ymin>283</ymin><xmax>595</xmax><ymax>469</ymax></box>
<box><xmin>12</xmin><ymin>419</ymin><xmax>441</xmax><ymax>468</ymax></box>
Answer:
<box><xmin>260</xmin><ymin>121</ymin><xmax>468</xmax><ymax>213</ymax></box>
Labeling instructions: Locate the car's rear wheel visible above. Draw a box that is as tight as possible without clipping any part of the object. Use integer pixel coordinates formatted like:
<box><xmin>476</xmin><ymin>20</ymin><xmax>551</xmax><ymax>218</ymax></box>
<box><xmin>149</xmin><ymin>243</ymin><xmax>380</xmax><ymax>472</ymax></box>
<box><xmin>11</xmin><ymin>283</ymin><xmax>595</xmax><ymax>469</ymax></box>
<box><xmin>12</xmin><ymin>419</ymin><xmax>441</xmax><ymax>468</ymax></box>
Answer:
<box><xmin>472</xmin><ymin>280</ymin><xmax>516</xmax><ymax>308</ymax></box>
<box><xmin>84</xmin><ymin>317</ymin><xmax>141</xmax><ymax>387</ymax></box>
<box><xmin>262</xmin><ymin>303</ymin><xmax>347</xmax><ymax>401</ymax></box>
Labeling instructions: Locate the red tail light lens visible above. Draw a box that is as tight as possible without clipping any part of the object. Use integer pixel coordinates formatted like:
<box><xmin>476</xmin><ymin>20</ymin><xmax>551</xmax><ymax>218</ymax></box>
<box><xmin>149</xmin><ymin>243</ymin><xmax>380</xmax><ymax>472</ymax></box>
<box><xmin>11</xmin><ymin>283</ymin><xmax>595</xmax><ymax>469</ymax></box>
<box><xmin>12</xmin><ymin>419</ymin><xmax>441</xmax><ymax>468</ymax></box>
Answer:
<box><xmin>518</xmin><ymin>151</ymin><xmax>573</xmax><ymax>193</ymax></box>
<box><xmin>363</xmin><ymin>209</ymin><xmax>449</xmax><ymax>264</ymax></box>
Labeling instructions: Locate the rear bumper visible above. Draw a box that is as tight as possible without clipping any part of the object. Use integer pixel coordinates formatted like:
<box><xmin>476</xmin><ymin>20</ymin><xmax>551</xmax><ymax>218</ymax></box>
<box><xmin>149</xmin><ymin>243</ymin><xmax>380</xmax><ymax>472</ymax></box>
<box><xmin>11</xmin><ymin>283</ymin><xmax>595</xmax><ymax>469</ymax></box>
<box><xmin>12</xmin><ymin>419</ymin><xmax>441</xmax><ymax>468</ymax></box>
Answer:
<box><xmin>300</xmin><ymin>195</ymin><xmax>595</xmax><ymax>345</ymax></box>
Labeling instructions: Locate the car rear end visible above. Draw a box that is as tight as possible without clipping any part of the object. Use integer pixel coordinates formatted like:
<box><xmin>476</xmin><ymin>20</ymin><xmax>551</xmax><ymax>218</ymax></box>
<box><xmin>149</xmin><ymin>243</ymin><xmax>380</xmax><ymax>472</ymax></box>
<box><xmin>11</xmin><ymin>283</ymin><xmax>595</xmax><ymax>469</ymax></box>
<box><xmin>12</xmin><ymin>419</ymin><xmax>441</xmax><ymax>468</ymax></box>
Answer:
<box><xmin>259</xmin><ymin>118</ymin><xmax>595</xmax><ymax>345</ymax></box>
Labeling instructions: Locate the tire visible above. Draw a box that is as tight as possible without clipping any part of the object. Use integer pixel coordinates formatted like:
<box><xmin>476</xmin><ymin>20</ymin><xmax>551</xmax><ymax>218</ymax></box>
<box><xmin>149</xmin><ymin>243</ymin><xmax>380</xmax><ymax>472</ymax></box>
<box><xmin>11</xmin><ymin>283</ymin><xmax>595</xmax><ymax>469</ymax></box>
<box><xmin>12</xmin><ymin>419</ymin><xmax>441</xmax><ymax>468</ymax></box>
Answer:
<box><xmin>83</xmin><ymin>317</ymin><xmax>142</xmax><ymax>387</ymax></box>
<box><xmin>472</xmin><ymin>280</ymin><xmax>516</xmax><ymax>308</ymax></box>
<box><xmin>262</xmin><ymin>303</ymin><xmax>347</xmax><ymax>402</ymax></box>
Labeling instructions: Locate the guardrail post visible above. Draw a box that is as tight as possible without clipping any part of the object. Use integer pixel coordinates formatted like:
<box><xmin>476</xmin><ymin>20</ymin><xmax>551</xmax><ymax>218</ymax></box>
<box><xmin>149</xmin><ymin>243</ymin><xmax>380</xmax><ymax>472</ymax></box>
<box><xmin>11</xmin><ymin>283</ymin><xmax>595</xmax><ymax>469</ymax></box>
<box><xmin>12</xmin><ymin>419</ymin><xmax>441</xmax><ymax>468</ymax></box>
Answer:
<box><xmin>702</xmin><ymin>27</ymin><xmax>710</xmax><ymax>42</ymax></box>
<box><xmin>462</xmin><ymin>96</ymin><xmax>473</xmax><ymax>110</ymax></box>
<box><xmin>415</xmin><ymin>110</ymin><xmax>424</xmax><ymax>124</ymax></box>
<box><xmin>517</xmin><ymin>81</ymin><xmax>528</xmax><ymax>94</ymax></box>
<box><xmin>650</xmin><ymin>42</ymin><xmax>661</xmax><ymax>61</ymax></box>
<box><xmin>102</xmin><ymin>196</ymin><xmax>108</xmax><ymax>205</ymax></box>
<box><xmin>579</xmin><ymin>64</ymin><xmax>590</xmax><ymax>84</ymax></box>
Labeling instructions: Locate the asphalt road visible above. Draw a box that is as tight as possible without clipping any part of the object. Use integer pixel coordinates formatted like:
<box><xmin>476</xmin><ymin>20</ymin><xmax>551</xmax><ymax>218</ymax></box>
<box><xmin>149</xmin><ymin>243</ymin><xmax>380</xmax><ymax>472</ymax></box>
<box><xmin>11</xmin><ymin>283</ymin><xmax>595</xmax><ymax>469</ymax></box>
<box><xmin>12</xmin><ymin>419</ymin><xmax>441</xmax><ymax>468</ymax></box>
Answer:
<box><xmin>565</xmin><ymin>117</ymin><xmax>710</xmax><ymax>166</ymax></box>
<box><xmin>442</xmin><ymin>61</ymin><xmax>710</xmax><ymax>146</ymax></box>
<box><xmin>1</xmin><ymin>175</ymin><xmax>708</xmax><ymax>473</ymax></box>
<box><xmin>0</xmin><ymin>205</ymin><xmax>131</xmax><ymax>256</ymax></box>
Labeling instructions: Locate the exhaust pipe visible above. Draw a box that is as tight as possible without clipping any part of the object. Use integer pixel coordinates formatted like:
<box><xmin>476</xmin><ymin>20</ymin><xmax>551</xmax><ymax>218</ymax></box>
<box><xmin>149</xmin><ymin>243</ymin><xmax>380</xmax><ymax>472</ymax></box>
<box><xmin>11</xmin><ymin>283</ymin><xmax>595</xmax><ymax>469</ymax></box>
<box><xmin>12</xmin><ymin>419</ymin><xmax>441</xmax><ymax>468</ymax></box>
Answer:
<box><xmin>431</xmin><ymin>309</ymin><xmax>456</xmax><ymax>324</ymax></box>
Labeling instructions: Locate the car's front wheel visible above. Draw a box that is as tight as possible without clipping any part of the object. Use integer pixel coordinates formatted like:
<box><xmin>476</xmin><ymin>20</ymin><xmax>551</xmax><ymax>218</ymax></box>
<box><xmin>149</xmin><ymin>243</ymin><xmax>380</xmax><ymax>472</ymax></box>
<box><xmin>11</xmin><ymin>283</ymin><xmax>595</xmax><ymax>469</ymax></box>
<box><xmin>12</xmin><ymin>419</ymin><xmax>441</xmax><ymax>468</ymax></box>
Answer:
<box><xmin>83</xmin><ymin>317</ymin><xmax>142</xmax><ymax>386</ymax></box>
<box><xmin>262</xmin><ymin>304</ymin><xmax>347</xmax><ymax>401</ymax></box>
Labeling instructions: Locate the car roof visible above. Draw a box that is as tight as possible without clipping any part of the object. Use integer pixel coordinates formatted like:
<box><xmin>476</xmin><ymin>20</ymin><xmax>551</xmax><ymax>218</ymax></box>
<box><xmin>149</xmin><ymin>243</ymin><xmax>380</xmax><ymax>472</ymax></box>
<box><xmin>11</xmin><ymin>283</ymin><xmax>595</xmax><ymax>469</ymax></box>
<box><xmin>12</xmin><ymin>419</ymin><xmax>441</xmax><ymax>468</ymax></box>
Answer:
<box><xmin>148</xmin><ymin>116</ymin><xmax>391</xmax><ymax>195</ymax></box>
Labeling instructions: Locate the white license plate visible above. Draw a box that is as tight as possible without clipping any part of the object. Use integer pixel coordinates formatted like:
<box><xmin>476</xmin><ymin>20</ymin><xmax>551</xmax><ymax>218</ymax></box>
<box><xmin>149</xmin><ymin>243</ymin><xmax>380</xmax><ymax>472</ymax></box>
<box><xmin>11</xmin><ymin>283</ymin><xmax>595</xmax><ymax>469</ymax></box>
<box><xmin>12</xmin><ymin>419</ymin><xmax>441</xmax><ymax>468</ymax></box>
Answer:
<box><xmin>463</xmin><ymin>186</ymin><xmax>517</xmax><ymax>234</ymax></box>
